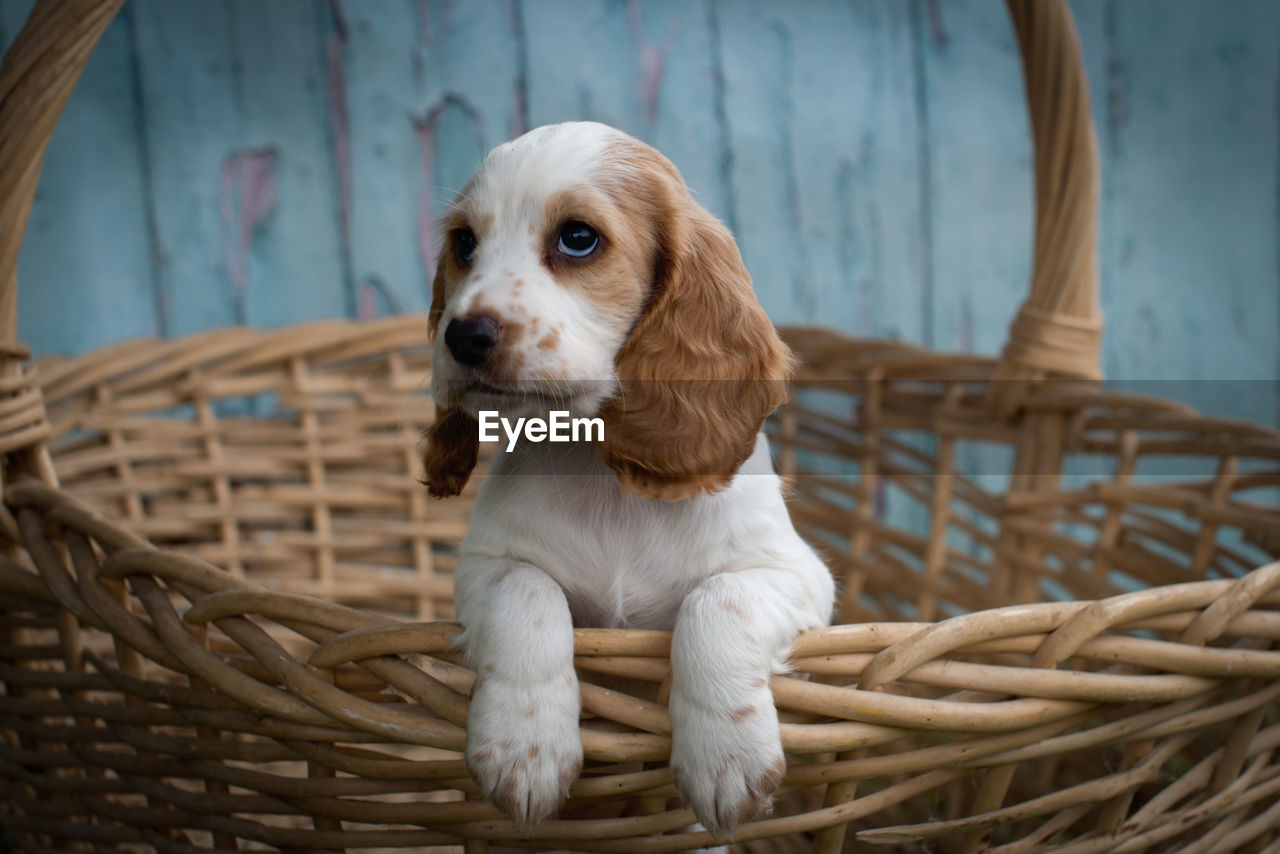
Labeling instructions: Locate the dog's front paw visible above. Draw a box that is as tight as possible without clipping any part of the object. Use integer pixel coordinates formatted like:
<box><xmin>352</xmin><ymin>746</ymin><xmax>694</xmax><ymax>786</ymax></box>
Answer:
<box><xmin>669</xmin><ymin>693</ymin><xmax>786</xmax><ymax>838</ymax></box>
<box><xmin>467</xmin><ymin>673</ymin><xmax>583</xmax><ymax>826</ymax></box>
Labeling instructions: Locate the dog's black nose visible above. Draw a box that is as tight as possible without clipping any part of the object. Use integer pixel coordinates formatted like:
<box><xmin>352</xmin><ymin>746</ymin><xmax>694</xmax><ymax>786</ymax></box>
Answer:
<box><xmin>444</xmin><ymin>315</ymin><xmax>501</xmax><ymax>366</ymax></box>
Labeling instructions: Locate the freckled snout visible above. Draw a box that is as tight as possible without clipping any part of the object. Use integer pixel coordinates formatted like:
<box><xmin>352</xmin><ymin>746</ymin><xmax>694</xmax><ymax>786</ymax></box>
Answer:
<box><xmin>445</xmin><ymin>314</ymin><xmax>501</xmax><ymax>366</ymax></box>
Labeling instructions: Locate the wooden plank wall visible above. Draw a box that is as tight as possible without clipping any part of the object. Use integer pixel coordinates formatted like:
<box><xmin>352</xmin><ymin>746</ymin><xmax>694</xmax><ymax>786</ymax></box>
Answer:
<box><xmin>2</xmin><ymin>0</ymin><xmax>1277</xmax><ymax>425</ymax></box>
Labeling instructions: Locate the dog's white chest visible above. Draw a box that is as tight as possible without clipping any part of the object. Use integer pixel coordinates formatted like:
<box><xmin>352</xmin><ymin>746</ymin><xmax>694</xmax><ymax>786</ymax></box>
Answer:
<box><xmin>460</xmin><ymin>438</ymin><xmax>787</xmax><ymax>630</ymax></box>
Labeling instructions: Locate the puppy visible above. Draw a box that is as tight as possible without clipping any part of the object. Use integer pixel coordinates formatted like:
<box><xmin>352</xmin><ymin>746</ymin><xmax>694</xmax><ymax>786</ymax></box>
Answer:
<box><xmin>422</xmin><ymin>122</ymin><xmax>834</xmax><ymax>836</ymax></box>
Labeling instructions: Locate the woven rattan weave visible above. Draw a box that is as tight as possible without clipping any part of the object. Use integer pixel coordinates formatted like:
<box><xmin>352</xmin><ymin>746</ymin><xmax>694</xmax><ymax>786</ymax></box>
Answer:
<box><xmin>2</xmin><ymin>1</ymin><xmax>1279</xmax><ymax>852</ymax></box>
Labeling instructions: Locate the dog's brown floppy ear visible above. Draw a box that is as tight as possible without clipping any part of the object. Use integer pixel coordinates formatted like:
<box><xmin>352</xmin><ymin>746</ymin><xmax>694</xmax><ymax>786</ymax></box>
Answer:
<box><xmin>599</xmin><ymin>198</ymin><xmax>794</xmax><ymax>501</ymax></box>
<box><xmin>423</xmin><ymin>260</ymin><xmax>478</xmax><ymax>498</ymax></box>
<box><xmin>428</xmin><ymin>256</ymin><xmax>447</xmax><ymax>339</ymax></box>
<box><xmin>422</xmin><ymin>406</ymin><xmax>479</xmax><ymax>498</ymax></box>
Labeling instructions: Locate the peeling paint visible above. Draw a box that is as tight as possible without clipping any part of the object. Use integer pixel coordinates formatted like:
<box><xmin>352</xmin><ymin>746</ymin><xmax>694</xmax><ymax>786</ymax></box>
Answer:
<box><xmin>17</xmin><ymin>0</ymin><xmax>1280</xmax><ymax>427</ymax></box>
<box><xmin>638</xmin><ymin>42</ymin><xmax>665</xmax><ymax>127</ymax></box>
<box><xmin>326</xmin><ymin>0</ymin><xmax>357</xmax><ymax>316</ymax></box>
<box><xmin>219</xmin><ymin>147</ymin><xmax>278</xmax><ymax>324</ymax></box>
<box><xmin>358</xmin><ymin>280</ymin><xmax>378</xmax><ymax>319</ymax></box>
<box><xmin>925</xmin><ymin>0</ymin><xmax>948</xmax><ymax>50</ymax></box>
<box><xmin>414</xmin><ymin>108</ymin><xmax>442</xmax><ymax>287</ymax></box>
<box><xmin>705</xmin><ymin>0</ymin><xmax>738</xmax><ymax>235</ymax></box>
<box><xmin>413</xmin><ymin>94</ymin><xmax>484</xmax><ymax>287</ymax></box>
<box><xmin>416</xmin><ymin>0</ymin><xmax>433</xmax><ymax>43</ymax></box>
<box><xmin>326</xmin><ymin>0</ymin><xmax>353</xmax><ymax>248</ymax></box>
<box><xmin>627</xmin><ymin>0</ymin><xmax>684</xmax><ymax>128</ymax></box>
<box><xmin>358</xmin><ymin>274</ymin><xmax>405</xmax><ymax>319</ymax></box>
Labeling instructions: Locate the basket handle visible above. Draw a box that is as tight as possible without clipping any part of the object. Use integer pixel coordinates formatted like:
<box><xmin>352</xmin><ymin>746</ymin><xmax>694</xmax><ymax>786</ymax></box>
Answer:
<box><xmin>0</xmin><ymin>0</ymin><xmax>124</xmax><ymax>343</ymax></box>
<box><xmin>0</xmin><ymin>0</ymin><xmax>122</xmax><ymax>483</ymax></box>
<box><xmin>989</xmin><ymin>0</ymin><xmax>1103</xmax><ymax>417</ymax></box>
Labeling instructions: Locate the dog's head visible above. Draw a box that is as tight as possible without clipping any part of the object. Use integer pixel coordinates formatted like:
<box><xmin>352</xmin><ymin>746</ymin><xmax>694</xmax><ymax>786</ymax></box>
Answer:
<box><xmin>423</xmin><ymin>122</ymin><xmax>792</xmax><ymax>500</ymax></box>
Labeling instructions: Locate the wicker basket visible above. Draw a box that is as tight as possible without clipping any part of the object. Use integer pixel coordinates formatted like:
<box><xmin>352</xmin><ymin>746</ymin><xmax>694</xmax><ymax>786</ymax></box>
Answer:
<box><xmin>2</xmin><ymin>1</ymin><xmax>1279</xmax><ymax>852</ymax></box>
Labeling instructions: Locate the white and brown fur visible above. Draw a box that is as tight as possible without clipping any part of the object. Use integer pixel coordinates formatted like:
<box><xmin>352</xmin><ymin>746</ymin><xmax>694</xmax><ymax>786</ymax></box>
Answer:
<box><xmin>422</xmin><ymin>122</ymin><xmax>834</xmax><ymax>837</ymax></box>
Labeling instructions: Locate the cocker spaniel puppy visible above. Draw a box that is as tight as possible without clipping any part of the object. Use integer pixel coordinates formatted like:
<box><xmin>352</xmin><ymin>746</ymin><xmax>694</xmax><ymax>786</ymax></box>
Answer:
<box><xmin>423</xmin><ymin>122</ymin><xmax>834</xmax><ymax>837</ymax></box>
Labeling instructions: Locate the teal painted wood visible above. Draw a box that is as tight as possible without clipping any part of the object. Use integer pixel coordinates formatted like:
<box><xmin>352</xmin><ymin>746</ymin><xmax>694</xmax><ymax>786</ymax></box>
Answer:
<box><xmin>1092</xmin><ymin>0</ymin><xmax>1279</xmax><ymax>428</ymax></box>
<box><xmin>917</xmin><ymin>0</ymin><xmax>1033</xmax><ymax>355</ymax></box>
<box><xmin>715</xmin><ymin>1</ymin><xmax>929</xmax><ymax>334</ymax></box>
<box><xmin>338</xmin><ymin>0</ymin><xmax>425</xmax><ymax>318</ymax></box>
<box><xmin>127</xmin><ymin>0</ymin><xmax>243</xmax><ymax>337</ymax></box>
<box><xmin>224</xmin><ymin>0</ymin><xmax>350</xmax><ymax>329</ymax></box>
<box><xmin>811</xmin><ymin>1</ymin><xmax>928</xmax><ymax>343</ymax></box>
<box><xmin>3</xmin><ymin>0</ymin><xmax>157</xmax><ymax>354</ymax></box>
<box><xmin>632</xmin><ymin>2</ymin><xmax>721</xmax><ymax>230</ymax></box>
<box><xmin>525</xmin><ymin>0</ymin><xmax>647</xmax><ymax>136</ymax></box>
<box><xmin>126</xmin><ymin>0</ymin><xmax>349</xmax><ymax>338</ymax></box>
<box><xmin>338</xmin><ymin>0</ymin><xmax>523</xmax><ymax>318</ymax></box>
<box><xmin>4</xmin><ymin>0</ymin><xmax>1278</xmax><ymax>434</ymax></box>
<box><xmin>714</xmin><ymin>0</ymin><xmax>818</xmax><ymax>328</ymax></box>
<box><xmin>523</xmin><ymin>0</ymin><xmax>721</xmax><ymax>224</ymax></box>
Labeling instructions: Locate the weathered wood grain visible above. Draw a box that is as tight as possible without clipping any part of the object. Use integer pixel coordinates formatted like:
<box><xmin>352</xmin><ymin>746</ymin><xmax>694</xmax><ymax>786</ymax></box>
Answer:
<box><xmin>337</xmin><ymin>0</ymin><xmax>425</xmax><ymax>318</ymax></box>
<box><xmin>523</xmin><ymin>0</ymin><xmax>720</xmax><ymax>219</ymax></box>
<box><xmin>339</xmin><ymin>0</ymin><xmax>523</xmax><ymax>318</ymax></box>
<box><xmin>226</xmin><ymin>0</ymin><xmax>349</xmax><ymax>328</ymax></box>
<box><xmin>1090</xmin><ymin>0</ymin><xmax>1279</xmax><ymax>428</ymax></box>
<box><xmin>127</xmin><ymin>0</ymin><xmax>242</xmax><ymax>336</ymax></box>
<box><xmin>917</xmin><ymin>0</ymin><xmax>1033</xmax><ymax>355</ymax></box>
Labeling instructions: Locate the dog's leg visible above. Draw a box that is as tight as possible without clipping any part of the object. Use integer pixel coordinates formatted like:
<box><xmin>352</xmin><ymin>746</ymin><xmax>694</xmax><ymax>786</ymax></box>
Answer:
<box><xmin>669</xmin><ymin>563</ymin><xmax>832</xmax><ymax>838</ymax></box>
<box><xmin>455</xmin><ymin>557</ymin><xmax>583</xmax><ymax>826</ymax></box>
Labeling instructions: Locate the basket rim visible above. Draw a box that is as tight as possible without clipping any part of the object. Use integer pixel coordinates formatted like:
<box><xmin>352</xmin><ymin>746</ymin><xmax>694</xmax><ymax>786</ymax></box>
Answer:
<box><xmin>7</xmin><ymin>476</ymin><xmax>1280</xmax><ymax>700</ymax></box>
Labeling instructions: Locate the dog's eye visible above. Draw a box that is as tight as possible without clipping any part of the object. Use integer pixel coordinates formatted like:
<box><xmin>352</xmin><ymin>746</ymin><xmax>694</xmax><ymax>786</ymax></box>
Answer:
<box><xmin>557</xmin><ymin>221</ymin><xmax>599</xmax><ymax>258</ymax></box>
<box><xmin>453</xmin><ymin>228</ymin><xmax>478</xmax><ymax>264</ymax></box>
